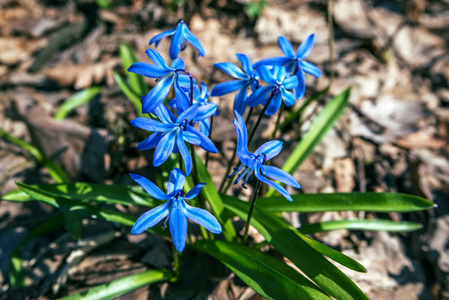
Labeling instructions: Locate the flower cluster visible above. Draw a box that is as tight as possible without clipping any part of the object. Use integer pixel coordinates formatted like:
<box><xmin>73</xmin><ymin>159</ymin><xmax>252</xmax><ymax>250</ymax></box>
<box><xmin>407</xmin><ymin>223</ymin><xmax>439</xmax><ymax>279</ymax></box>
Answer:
<box><xmin>127</xmin><ymin>19</ymin><xmax>320</xmax><ymax>251</ymax></box>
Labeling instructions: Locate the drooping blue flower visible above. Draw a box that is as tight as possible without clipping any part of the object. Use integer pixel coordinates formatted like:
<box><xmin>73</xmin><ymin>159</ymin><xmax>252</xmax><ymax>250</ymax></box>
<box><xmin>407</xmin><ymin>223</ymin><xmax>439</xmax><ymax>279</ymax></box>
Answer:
<box><xmin>246</xmin><ymin>65</ymin><xmax>298</xmax><ymax>115</ymax></box>
<box><xmin>130</xmin><ymin>169</ymin><xmax>222</xmax><ymax>252</ymax></box>
<box><xmin>230</xmin><ymin>111</ymin><xmax>300</xmax><ymax>201</ymax></box>
<box><xmin>211</xmin><ymin>54</ymin><xmax>259</xmax><ymax>115</ymax></box>
<box><xmin>128</xmin><ymin>49</ymin><xmax>191</xmax><ymax>113</ymax></box>
<box><xmin>150</xmin><ymin>19</ymin><xmax>205</xmax><ymax>60</ymax></box>
<box><xmin>130</xmin><ymin>104</ymin><xmax>217</xmax><ymax>175</ymax></box>
<box><xmin>254</xmin><ymin>34</ymin><xmax>321</xmax><ymax>99</ymax></box>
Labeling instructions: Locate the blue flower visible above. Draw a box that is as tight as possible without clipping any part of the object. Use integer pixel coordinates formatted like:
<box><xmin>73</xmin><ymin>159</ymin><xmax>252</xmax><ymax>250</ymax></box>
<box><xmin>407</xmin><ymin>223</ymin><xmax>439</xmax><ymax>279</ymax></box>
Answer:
<box><xmin>230</xmin><ymin>111</ymin><xmax>301</xmax><ymax>201</ymax></box>
<box><xmin>211</xmin><ymin>54</ymin><xmax>259</xmax><ymax>115</ymax></box>
<box><xmin>246</xmin><ymin>65</ymin><xmax>298</xmax><ymax>116</ymax></box>
<box><xmin>130</xmin><ymin>104</ymin><xmax>217</xmax><ymax>175</ymax></box>
<box><xmin>150</xmin><ymin>19</ymin><xmax>205</xmax><ymax>60</ymax></box>
<box><xmin>128</xmin><ymin>49</ymin><xmax>191</xmax><ymax>113</ymax></box>
<box><xmin>254</xmin><ymin>34</ymin><xmax>321</xmax><ymax>99</ymax></box>
<box><xmin>130</xmin><ymin>169</ymin><xmax>222</xmax><ymax>252</ymax></box>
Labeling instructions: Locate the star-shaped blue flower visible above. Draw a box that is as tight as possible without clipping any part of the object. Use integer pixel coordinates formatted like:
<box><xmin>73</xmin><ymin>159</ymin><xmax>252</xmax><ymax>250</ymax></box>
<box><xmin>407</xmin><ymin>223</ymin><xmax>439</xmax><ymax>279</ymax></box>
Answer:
<box><xmin>131</xmin><ymin>104</ymin><xmax>217</xmax><ymax>175</ymax></box>
<box><xmin>246</xmin><ymin>65</ymin><xmax>298</xmax><ymax>115</ymax></box>
<box><xmin>211</xmin><ymin>54</ymin><xmax>259</xmax><ymax>115</ymax></box>
<box><xmin>150</xmin><ymin>19</ymin><xmax>205</xmax><ymax>60</ymax></box>
<box><xmin>230</xmin><ymin>111</ymin><xmax>301</xmax><ymax>201</ymax></box>
<box><xmin>128</xmin><ymin>49</ymin><xmax>191</xmax><ymax>113</ymax></box>
<box><xmin>254</xmin><ymin>34</ymin><xmax>321</xmax><ymax>99</ymax></box>
<box><xmin>130</xmin><ymin>169</ymin><xmax>222</xmax><ymax>252</ymax></box>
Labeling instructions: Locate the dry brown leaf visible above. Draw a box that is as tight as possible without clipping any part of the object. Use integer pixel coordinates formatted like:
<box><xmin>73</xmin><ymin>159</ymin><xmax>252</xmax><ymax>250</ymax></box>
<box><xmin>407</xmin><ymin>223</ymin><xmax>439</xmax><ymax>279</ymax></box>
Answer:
<box><xmin>396</xmin><ymin>131</ymin><xmax>446</xmax><ymax>150</ymax></box>
<box><xmin>44</xmin><ymin>58</ymin><xmax>120</xmax><ymax>89</ymax></box>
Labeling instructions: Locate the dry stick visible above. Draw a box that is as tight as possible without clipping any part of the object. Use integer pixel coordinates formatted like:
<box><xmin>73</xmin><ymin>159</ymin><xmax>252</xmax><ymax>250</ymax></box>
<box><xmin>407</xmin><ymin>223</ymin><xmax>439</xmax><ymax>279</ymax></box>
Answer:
<box><xmin>242</xmin><ymin>179</ymin><xmax>262</xmax><ymax>244</ymax></box>
<box><xmin>218</xmin><ymin>107</ymin><xmax>254</xmax><ymax>193</ymax></box>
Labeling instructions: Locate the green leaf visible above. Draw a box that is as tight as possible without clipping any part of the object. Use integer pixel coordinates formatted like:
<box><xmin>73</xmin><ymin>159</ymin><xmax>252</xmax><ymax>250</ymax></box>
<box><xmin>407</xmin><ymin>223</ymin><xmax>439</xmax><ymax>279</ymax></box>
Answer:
<box><xmin>258</xmin><ymin>192</ymin><xmax>435</xmax><ymax>213</ymax></box>
<box><xmin>299</xmin><ymin>219</ymin><xmax>422</xmax><ymax>234</ymax></box>
<box><xmin>113</xmin><ymin>71</ymin><xmax>144</xmax><ymax>117</ymax></box>
<box><xmin>9</xmin><ymin>214</ymin><xmax>65</xmax><ymax>288</ymax></box>
<box><xmin>0</xmin><ymin>129</ymin><xmax>69</xmax><ymax>183</ymax></box>
<box><xmin>222</xmin><ymin>195</ymin><xmax>368</xmax><ymax>300</ymax></box>
<box><xmin>54</xmin><ymin>87</ymin><xmax>102</xmax><ymax>120</ymax></box>
<box><xmin>184</xmin><ymin>153</ymin><xmax>237</xmax><ymax>242</ymax></box>
<box><xmin>3</xmin><ymin>183</ymin><xmax>156</xmax><ymax>207</ymax></box>
<box><xmin>266</xmin><ymin>87</ymin><xmax>350</xmax><ymax>197</ymax></box>
<box><xmin>58</xmin><ymin>268</ymin><xmax>174</xmax><ymax>300</ymax></box>
<box><xmin>95</xmin><ymin>0</ymin><xmax>114</xmax><ymax>9</ymax></box>
<box><xmin>14</xmin><ymin>182</ymin><xmax>169</xmax><ymax>238</ymax></box>
<box><xmin>193</xmin><ymin>240</ymin><xmax>330</xmax><ymax>300</ymax></box>
<box><xmin>119</xmin><ymin>43</ymin><xmax>148</xmax><ymax>96</ymax></box>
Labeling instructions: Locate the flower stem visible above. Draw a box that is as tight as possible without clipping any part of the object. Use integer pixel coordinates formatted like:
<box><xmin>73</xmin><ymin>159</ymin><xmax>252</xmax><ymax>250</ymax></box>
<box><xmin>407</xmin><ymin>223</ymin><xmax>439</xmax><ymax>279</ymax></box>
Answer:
<box><xmin>205</xmin><ymin>115</ymin><xmax>214</xmax><ymax>167</ymax></box>
<box><xmin>219</xmin><ymin>107</ymin><xmax>254</xmax><ymax>194</ymax></box>
<box><xmin>248</xmin><ymin>93</ymin><xmax>275</xmax><ymax>144</ymax></box>
<box><xmin>242</xmin><ymin>179</ymin><xmax>262</xmax><ymax>245</ymax></box>
<box><xmin>173</xmin><ymin>245</ymin><xmax>182</xmax><ymax>281</ymax></box>
<box><xmin>271</xmin><ymin>102</ymin><xmax>285</xmax><ymax>140</ymax></box>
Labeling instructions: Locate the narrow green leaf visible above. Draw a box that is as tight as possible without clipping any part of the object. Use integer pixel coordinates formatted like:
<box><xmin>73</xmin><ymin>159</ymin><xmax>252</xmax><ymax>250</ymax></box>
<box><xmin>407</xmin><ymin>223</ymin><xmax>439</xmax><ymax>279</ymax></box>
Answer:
<box><xmin>3</xmin><ymin>183</ymin><xmax>156</xmax><ymax>207</ymax></box>
<box><xmin>9</xmin><ymin>214</ymin><xmax>64</xmax><ymax>288</ymax></box>
<box><xmin>299</xmin><ymin>219</ymin><xmax>422</xmax><ymax>234</ymax></box>
<box><xmin>114</xmin><ymin>71</ymin><xmax>143</xmax><ymax>117</ymax></box>
<box><xmin>0</xmin><ymin>129</ymin><xmax>69</xmax><ymax>183</ymax></box>
<box><xmin>193</xmin><ymin>240</ymin><xmax>330</xmax><ymax>300</ymax></box>
<box><xmin>266</xmin><ymin>87</ymin><xmax>350</xmax><ymax>197</ymax></box>
<box><xmin>58</xmin><ymin>268</ymin><xmax>174</xmax><ymax>300</ymax></box>
<box><xmin>258</xmin><ymin>192</ymin><xmax>434</xmax><ymax>213</ymax></box>
<box><xmin>222</xmin><ymin>195</ymin><xmax>368</xmax><ymax>299</ymax></box>
<box><xmin>184</xmin><ymin>153</ymin><xmax>237</xmax><ymax>242</ymax></box>
<box><xmin>119</xmin><ymin>43</ymin><xmax>148</xmax><ymax>96</ymax></box>
<box><xmin>95</xmin><ymin>0</ymin><xmax>114</xmax><ymax>9</ymax></box>
<box><xmin>54</xmin><ymin>87</ymin><xmax>102</xmax><ymax>120</ymax></box>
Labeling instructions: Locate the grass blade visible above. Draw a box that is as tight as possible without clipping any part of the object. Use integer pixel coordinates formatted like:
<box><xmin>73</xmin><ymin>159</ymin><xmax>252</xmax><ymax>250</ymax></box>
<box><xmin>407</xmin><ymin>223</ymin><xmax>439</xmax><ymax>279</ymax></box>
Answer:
<box><xmin>119</xmin><ymin>42</ymin><xmax>148</xmax><ymax>96</ymax></box>
<box><xmin>54</xmin><ymin>87</ymin><xmax>102</xmax><ymax>120</ymax></box>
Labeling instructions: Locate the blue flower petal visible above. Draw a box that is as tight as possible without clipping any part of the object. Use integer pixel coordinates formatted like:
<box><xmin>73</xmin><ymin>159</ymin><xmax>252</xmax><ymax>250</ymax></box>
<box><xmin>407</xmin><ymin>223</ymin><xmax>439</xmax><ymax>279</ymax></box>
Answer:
<box><xmin>176</xmin><ymin>104</ymin><xmax>198</xmax><ymax>123</ymax></box>
<box><xmin>174</xmin><ymin>78</ymin><xmax>191</xmax><ymax>112</ymax></box>
<box><xmin>278</xmin><ymin>36</ymin><xmax>295</xmax><ymax>58</ymax></box>
<box><xmin>272</xmin><ymin>65</ymin><xmax>287</xmax><ymax>82</ymax></box>
<box><xmin>137</xmin><ymin>132</ymin><xmax>163</xmax><ymax>150</ymax></box>
<box><xmin>253</xmin><ymin>56</ymin><xmax>293</xmax><ymax>69</ymax></box>
<box><xmin>282</xmin><ymin>89</ymin><xmax>296</xmax><ymax>106</ymax></box>
<box><xmin>193</xmin><ymin>103</ymin><xmax>217</xmax><ymax>122</ymax></box>
<box><xmin>167</xmin><ymin>168</ymin><xmax>186</xmax><ymax>195</ymax></box>
<box><xmin>199</xmin><ymin>119</ymin><xmax>211</xmax><ymax>136</ymax></box>
<box><xmin>169</xmin><ymin>199</ymin><xmax>188</xmax><ymax>252</ymax></box>
<box><xmin>233</xmin><ymin>86</ymin><xmax>248</xmax><ymax>115</ymax></box>
<box><xmin>184</xmin><ymin>203</ymin><xmax>222</xmax><ymax>234</ymax></box>
<box><xmin>294</xmin><ymin>70</ymin><xmax>306</xmax><ymax>99</ymax></box>
<box><xmin>169</xmin><ymin>25</ymin><xmax>184</xmax><ymax>60</ymax></box>
<box><xmin>246</xmin><ymin>85</ymin><xmax>273</xmax><ymax>107</ymax></box>
<box><xmin>296</xmin><ymin>33</ymin><xmax>315</xmax><ymax>59</ymax></box>
<box><xmin>254</xmin><ymin>168</ymin><xmax>293</xmax><ymax>201</ymax></box>
<box><xmin>211</xmin><ymin>80</ymin><xmax>248</xmax><ymax>96</ymax></box>
<box><xmin>186</xmin><ymin>125</ymin><xmax>217</xmax><ymax>153</ymax></box>
<box><xmin>233</xmin><ymin>111</ymin><xmax>251</xmax><ymax>159</ymax></box>
<box><xmin>260</xmin><ymin>165</ymin><xmax>301</xmax><ymax>189</ymax></box>
<box><xmin>170</xmin><ymin>57</ymin><xmax>185</xmax><ymax>70</ymax></box>
<box><xmin>236</xmin><ymin>53</ymin><xmax>254</xmax><ymax>75</ymax></box>
<box><xmin>153</xmin><ymin>104</ymin><xmax>173</xmax><ymax>124</ymax></box>
<box><xmin>214</xmin><ymin>62</ymin><xmax>247</xmax><ymax>79</ymax></box>
<box><xmin>129</xmin><ymin>173</ymin><xmax>169</xmax><ymax>200</ymax></box>
<box><xmin>200</xmin><ymin>82</ymin><xmax>209</xmax><ymax>100</ymax></box>
<box><xmin>264</xmin><ymin>92</ymin><xmax>282</xmax><ymax>116</ymax></box>
<box><xmin>149</xmin><ymin>28</ymin><xmax>176</xmax><ymax>47</ymax></box>
<box><xmin>282</xmin><ymin>75</ymin><xmax>299</xmax><ymax>90</ymax></box>
<box><xmin>142</xmin><ymin>75</ymin><xmax>175</xmax><ymax>113</ymax></box>
<box><xmin>256</xmin><ymin>65</ymin><xmax>277</xmax><ymax>85</ymax></box>
<box><xmin>153</xmin><ymin>129</ymin><xmax>177</xmax><ymax>166</ymax></box>
<box><xmin>185</xmin><ymin>183</ymin><xmax>206</xmax><ymax>199</ymax></box>
<box><xmin>131</xmin><ymin>201</ymin><xmax>170</xmax><ymax>235</ymax></box>
<box><xmin>130</xmin><ymin>117</ymin><xmax>176</xmax><ymax>132</ymax></box>
<box><xmin>128</xmin><ymin>62</ymin><xmax>172</xmax><ymax>78</ymax></box>
<box><xmin>183</xmin><ymin>25</ymin><xmax>205</xmax><ymax>57</ymax></box>
<box><xmin>254</xmin><ymin>140</ymin><xmax>283</xmax><ymax>160</ymax></box>
<box><xmin>177</xmin><ymin>132</ymin><xmax>193</xmax><ymax>176</ymax></box>
<box><xmin>183</xmin><ymin>130</ymin><xmax>201</xmax><ymax>145</ymax></box>
<box><xmin>145</xmin><ymin>49</ymin><xmax>169</xmax><ymax>69</ymax></box>
<box><xmin>299</xmin><ymin>60</ymin><xmax>321</xmax><ymax>78</ymax></box>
